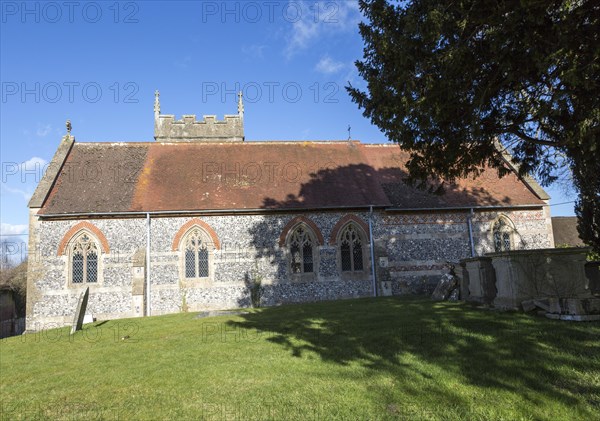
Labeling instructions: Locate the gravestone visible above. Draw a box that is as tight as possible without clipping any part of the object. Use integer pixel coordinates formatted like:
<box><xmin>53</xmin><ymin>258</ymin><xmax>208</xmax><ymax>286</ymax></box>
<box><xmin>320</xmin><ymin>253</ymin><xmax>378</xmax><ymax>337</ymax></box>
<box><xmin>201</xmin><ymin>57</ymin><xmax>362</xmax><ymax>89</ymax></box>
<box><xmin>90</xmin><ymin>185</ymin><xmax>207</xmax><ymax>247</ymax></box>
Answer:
<box><xmin>70</xmin><ymin>287</ymin><xmax>90</xmax><ymax>335</ymax></box>
<box><xmin>431</xmin><ymin>274</ymin><xmax>457</xmax><ymax>301</ymax></box>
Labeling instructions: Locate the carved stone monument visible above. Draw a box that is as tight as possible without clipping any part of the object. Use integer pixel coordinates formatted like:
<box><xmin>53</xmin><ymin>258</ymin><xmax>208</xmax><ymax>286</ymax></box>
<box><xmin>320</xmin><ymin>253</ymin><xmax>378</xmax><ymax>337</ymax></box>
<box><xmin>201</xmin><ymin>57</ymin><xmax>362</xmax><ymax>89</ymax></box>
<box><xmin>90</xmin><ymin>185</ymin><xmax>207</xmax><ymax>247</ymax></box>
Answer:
<box><xmin>490</xmin><ymin>247</ymin><xmax>592</xmax><ymax>309</ymax></box>
<box><xmin>461</xmin><ymin>256</ymin><xmax>497</xmax><ymax>304</ymax></box>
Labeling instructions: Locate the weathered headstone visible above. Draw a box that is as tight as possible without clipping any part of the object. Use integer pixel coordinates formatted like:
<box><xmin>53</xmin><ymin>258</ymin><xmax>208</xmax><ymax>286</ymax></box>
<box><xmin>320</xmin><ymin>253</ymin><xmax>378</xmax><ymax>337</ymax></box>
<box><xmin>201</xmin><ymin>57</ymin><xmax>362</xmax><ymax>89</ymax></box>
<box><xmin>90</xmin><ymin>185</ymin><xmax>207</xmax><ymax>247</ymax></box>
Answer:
<box><xmin>448</xmin><ymin>288</ymin><xmax>460</xmax><ymax>301</ymax></box>
<box><xmin>70</xmin><ymin>287</ymin><xmax>90</xmax><ymax>335</ymax></box>
<box><xmin>431</xmin><ymin>274</ymin><xmax>457</xmax><ymax>301</ymax></box>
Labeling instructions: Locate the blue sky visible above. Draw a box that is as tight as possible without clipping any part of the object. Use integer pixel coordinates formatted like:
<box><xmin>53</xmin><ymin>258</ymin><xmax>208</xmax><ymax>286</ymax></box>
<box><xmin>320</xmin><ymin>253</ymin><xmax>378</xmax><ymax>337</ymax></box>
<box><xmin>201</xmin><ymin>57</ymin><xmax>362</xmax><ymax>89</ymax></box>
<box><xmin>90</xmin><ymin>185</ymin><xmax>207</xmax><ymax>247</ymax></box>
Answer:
<box><xmin>0</xmin><ymin>0</ymin><xmax>577</xmax><ymax>259</ymax></box>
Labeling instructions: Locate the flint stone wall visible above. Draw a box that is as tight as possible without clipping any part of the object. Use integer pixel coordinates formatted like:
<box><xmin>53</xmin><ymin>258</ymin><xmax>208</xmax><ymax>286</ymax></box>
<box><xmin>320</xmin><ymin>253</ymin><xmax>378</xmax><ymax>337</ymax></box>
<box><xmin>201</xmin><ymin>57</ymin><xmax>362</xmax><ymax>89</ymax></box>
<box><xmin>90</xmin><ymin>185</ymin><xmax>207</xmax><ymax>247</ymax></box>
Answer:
<box><xmin>26</xmin><ymin>208</ymin><xmax>552</xmax><ymax>329</ymax></box>
<box><xmin>373</xmin><ymin>210</ymin><xmax>552</xmax><ymax>295</ymax></box>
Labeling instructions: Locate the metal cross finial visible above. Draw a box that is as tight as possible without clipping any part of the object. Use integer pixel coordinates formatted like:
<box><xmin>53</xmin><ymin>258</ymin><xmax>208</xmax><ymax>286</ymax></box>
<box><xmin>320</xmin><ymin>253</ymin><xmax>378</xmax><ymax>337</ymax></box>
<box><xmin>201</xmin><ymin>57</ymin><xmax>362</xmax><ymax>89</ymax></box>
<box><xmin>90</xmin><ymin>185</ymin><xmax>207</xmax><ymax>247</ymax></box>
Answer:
<box><xmin>347</xmin><ymin>125</ymin><xmax>351</xmax><ymax>140</ymax></box>
<box><xmin>66</xmin><ymin>120</ymin><xmax>72</xmax><ymax>135</ymax></box>
<box><xmin>237</xmin><ymin>91</ymin><xmax>244</xmax><ymax>116</ymax></box>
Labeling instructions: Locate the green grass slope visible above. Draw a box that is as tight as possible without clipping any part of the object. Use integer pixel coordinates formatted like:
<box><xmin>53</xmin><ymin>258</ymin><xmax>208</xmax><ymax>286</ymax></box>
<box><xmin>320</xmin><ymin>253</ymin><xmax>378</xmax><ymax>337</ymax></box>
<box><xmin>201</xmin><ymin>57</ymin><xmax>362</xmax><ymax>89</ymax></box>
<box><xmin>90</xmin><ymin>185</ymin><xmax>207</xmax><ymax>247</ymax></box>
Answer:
<box><xmin>1</xmin><ymin>297</ymin><xmax>599</xmax><ymax>420</ymax></box>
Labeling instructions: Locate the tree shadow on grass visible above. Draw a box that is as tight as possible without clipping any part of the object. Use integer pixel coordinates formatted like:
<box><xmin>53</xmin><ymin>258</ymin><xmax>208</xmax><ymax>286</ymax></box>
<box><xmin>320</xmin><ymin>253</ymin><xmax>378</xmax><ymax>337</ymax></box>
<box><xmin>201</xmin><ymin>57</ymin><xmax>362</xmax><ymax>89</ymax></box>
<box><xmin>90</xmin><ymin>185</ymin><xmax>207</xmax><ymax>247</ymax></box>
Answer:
<box><xmin>226</xmin><ymin>296</ymin><xmax>600</xmax><ymax>417</ymax></box>
<box><xmin>232</xmin><ymin>157</ymin><xmax>595</xmax><ymax>417</ymax></box>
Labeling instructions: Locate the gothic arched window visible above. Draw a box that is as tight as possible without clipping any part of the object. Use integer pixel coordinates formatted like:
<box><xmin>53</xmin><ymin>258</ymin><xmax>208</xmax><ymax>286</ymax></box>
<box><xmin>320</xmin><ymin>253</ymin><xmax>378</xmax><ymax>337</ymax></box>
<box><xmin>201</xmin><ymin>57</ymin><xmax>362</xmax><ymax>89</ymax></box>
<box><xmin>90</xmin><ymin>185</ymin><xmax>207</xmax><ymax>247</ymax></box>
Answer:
<box><xmin>70</xmin><ymin>232</ymin><xmax>99</xmax><ymax>284</ymax></box>
<box><xmin>183</xmin><ymin>228</ymin><xmax>211</xmax><ymax>279</ymax></box>
<box><xmin>339</xmin><ymin>224</ymin><xmax>365</xmax><ymax>272</ymax></box>
<box><xmin>288</xmin><ymin>225</ymin><xmax>315</xmax><ymax>274</ymax></box>
<box><xmin>493</xmin><ymin>217</ymin><xmax>515</xmax><ymax>252</ymax></box>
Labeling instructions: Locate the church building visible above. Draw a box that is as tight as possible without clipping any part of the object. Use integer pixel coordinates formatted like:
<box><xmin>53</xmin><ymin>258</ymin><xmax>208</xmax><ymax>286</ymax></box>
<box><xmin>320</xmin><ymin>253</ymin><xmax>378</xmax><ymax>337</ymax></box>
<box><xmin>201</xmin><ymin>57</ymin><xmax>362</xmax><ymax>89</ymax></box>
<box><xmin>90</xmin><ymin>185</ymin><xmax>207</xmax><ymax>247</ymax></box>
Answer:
<box><xmin>26</xmin><ymin>92</ymin><xmax>554</xmax><ymax>329</ymax></box>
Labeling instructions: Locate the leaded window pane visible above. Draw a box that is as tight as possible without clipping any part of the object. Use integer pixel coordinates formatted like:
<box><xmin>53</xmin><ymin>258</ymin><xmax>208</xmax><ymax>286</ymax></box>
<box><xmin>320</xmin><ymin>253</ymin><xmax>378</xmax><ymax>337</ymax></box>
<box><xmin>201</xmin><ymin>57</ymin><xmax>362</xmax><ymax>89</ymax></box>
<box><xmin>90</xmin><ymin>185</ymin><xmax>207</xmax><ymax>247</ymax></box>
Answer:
<box><xmin>493</xmin><ymin>231</ymin><xmax>502</xmax><ymax>252</ymax></box>
<box><xmin>353</xmin><ymin>239</ymin><xmax>363</xmax><ymax>271</ymax></box>
<box><xmin>289</xmin><ymin>225</ymin><xmax>314</xmax><ymax>274</ymax></box>
<box><xmin>303</xmin><ymin>242</ymin><xmax>313</xmax><ymax>273</ymax></box>
<box><xmin>290</xmin><ymin>244</ymin><xmax>302</xmax><ymax>273</ymax></box>
<box><xmin>341</xmin><ymin>242</ymin><xmax>352</xmax><ymax>271</ymax></box>
<box><xmin>184</xmin><ymin>228</ymin><xmax>212</xmax><ymax>278</ymax></box>
<box><xmin>198</xmin><ymin>248</ymin><xmax>209</xmax><ymax>277</ymax></box>
<box><xmin>72</xmin><ymin>252</ymin><xmax>84</xmax><ymax>283</ymax></box>
<box><xmin>503</xmin><ymin>232</ymin><xmax>511</xmax><ymax>251</ymax></box>
<box><xmin>185</xmin><ymin>249</ymin><xmax>195</xmax><ymax>278</ymax></box>
<box><xmin>340</xmin><ymin>224</ymin><xmax>364</xmax><ymax>272</ymax></box>
<box><xmin>71</xmin><ymin>233</ymin><xmax>100</xmax><ymax>283</ymax></box>
<box><xmin>87</xmin><ymin>252</ymin><xmax>98</xmax><ymax>283</ymax></box>
<box><xmin>493</xmin><ymin>218</ymin><xmax>513</xmax><ymax>252</ymax></box>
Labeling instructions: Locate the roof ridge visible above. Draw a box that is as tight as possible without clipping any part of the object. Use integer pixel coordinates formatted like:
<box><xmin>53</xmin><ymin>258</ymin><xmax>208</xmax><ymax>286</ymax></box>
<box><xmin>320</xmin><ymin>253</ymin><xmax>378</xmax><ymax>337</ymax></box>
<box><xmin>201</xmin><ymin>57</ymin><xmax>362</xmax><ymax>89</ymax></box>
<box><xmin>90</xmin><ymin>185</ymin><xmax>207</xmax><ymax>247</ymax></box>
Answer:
<box><xmin>71</xmin><ymin>140</ymin><xmax>403</xmax><ymax>146</ymax></box>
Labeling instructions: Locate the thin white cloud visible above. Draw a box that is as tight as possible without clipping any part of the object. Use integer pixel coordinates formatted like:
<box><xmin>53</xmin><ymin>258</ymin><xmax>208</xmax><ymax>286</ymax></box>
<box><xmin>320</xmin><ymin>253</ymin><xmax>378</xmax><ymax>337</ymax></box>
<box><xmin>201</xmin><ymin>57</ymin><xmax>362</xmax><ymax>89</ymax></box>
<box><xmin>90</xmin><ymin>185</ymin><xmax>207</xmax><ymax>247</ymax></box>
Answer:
<box><xmin>286</xmin><ymin>18</ymin><xmax>319</xmax><ymax>55</ymax></box>
<box><xmin>0</xmin><ymin>223</ymin><xmax>28</xmax><ymax>236</ymax></box>
<box><xmin>20</xmin><ymin>157</ymin><xmax>47</xmax><ymax>172</ymax></box>
<box><xmin>1</xmin><ymin>185</ymin><xmax>33</xmax><ymax>201</ymax></box>
<box><xmin>315</xmin><ymin>56</ymin><xmax>345</xmax><ymax>74</ymax></box>
<box><xmin>1</xmin><ymin>157</ymin><xmax>47</xmax><ymax>199</ymax></box>
<box><xmin>284</xmin><ymin>1</ymin><xmax>361</xmax><ymax>58</ymax></box>
<box><xmin>36</xmin><ymin>124</ymin><xmax>52</xmax><ymax>137</ymax></box>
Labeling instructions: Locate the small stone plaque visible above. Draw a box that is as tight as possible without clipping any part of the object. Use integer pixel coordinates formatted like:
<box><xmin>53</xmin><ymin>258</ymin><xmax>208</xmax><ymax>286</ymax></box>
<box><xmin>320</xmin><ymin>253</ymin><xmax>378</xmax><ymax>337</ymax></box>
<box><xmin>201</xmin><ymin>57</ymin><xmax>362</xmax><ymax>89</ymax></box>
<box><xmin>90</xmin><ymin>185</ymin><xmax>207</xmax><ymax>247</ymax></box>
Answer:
<box><xmin>379</xmin><ymin>257</ymin><xmax>388</xmax><ymax>268</ymax></box>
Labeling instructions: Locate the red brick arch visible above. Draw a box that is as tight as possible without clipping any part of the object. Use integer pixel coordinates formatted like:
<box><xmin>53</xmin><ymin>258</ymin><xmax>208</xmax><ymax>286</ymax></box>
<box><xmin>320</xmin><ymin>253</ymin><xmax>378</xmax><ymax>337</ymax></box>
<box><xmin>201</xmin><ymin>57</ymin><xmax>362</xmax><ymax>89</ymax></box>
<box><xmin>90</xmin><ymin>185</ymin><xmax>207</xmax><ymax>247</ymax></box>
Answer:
<box><xmin>57</xmin><ymin>222</ymin><xmax>110</xmax><ymax>256</ymax></box>
<box><xmin>172</xmin><ymin>218</ymin><xmax>221</xmax><ymax>251</ymax></box>
<box><xmin>329</xmin><ymin>214</ymin><xmax>370</xmax><ymax>245</ymax></box>
<box><xmin>278</xmin><ymin>216</ymin><xmax>324</xmax><ymax>247</ymax></box>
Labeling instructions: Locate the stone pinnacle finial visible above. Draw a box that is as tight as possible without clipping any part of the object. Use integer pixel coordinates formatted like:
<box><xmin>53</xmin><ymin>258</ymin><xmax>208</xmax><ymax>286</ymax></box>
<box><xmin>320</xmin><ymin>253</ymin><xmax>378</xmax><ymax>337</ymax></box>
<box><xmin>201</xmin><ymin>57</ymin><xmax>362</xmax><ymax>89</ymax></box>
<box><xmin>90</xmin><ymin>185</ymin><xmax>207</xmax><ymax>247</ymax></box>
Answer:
<box><xmin>66</xmin><ymin>119</ymin><xmax>72</xmax><ymax>135</ymax></box>
<box><xmin>154</xmin><ymin>90</ymin><xmax>160</xmax><ymax>119</ymax></box>
<box><xmin>237</xmin><ymin>91</ymin><xmax>244</xmax><ymax>118</ymax></box>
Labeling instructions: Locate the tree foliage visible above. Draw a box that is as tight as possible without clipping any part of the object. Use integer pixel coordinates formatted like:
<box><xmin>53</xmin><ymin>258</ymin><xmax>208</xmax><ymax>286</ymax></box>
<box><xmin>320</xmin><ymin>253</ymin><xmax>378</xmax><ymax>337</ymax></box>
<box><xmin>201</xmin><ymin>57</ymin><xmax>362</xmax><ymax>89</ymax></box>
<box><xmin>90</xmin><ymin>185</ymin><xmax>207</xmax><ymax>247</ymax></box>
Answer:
<box><xmin>348</xmin><ymin>0</ymin><xmax>600</xmax><ymax>252</ymax></box>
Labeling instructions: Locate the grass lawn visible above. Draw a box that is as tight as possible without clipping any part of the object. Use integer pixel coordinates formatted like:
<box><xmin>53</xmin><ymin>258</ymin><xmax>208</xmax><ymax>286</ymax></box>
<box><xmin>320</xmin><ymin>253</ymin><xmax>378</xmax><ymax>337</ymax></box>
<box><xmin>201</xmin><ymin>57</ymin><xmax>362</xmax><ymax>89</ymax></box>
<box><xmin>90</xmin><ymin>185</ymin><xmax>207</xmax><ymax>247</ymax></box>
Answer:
<box><xmin>1</xmin><ymin>296</ymin><xmax>599</xmax><ymax>420</ymax></box>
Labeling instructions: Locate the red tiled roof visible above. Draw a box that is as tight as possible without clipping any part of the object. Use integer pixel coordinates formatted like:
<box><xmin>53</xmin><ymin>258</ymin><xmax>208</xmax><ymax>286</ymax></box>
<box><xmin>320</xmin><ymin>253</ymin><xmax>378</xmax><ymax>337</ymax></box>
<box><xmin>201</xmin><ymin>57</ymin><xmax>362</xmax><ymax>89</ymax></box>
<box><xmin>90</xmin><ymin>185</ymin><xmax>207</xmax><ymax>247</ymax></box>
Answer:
<box><xmin>38</xmin><ymin>141</ymin><xmax>546</xmax><ymax>215</ymax></box>
<box><xmin>551</xmin><ymin>217</ymin><xmax>584</xmax><ymax>247</ymax></box>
